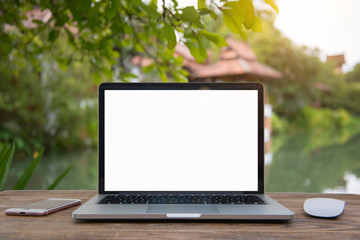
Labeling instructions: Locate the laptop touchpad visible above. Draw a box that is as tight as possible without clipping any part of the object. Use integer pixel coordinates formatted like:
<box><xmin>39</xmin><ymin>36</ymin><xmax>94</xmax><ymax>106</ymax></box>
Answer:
<box><xmin>147</xmin><ymin>205</ymin><xmax>220</xmax><ymax>214</ymax></box>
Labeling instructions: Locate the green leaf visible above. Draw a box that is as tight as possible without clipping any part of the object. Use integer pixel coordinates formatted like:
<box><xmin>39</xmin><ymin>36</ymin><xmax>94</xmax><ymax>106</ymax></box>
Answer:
<box><xmin>198</xmin><ymin>0</ymin><xmax>206</xmax><ymax>9</ymax></box>
<box><xmin>198</xmin><ymin>8</ymin><xmax>217</xmax><ymax>20</ymax></box>
<box><xmin>150</xmin><ymin>0</ymin><xmax>157</xmax><ymax>7</ymax></box>
<box><xmin>77</xmin><ymin>0</ymin><xmax>92</xmax><ymax>12</ymax></box>
<box><xmin>185</xmin><ymin>40</ymin><xmax>205</xmax><ymax>64</ymax></box>
<box><xmin>196</xmin><ymin>37</ymin><xmax>208</xmax><ymax>59</ymax></box>
<box><xmin>0</xmin><ymin>41</ymin><xmax>13</xmax><ymax>55</ymax></box>
<box><xmin>0</xmin><ymin>142</ymin><xmax>15</xmax><ymax>190</ymax></box>
<box><xmin>179</xmin><ymin>6</ymin><xmax>200</xmax><ymax>23</ymax></box>
<box><xmin>143</xmin><ymin>5</ymin><xmax>161</xmax><ymax>19</ymax></box>
<box><xmin>172</xmin><ymin>71</ymin><xmax>188</xmax><ymax>82</ymax></box>
<box><xmin>134</xmin><ymin>43</ymin><xmax>144</xmax><ymax>53</ymax></box>
<box><xmin>162</xmin><ymin>23</ymin><xmax>177</xmax><ymax>49</ymax></box>
<box><xmin>122</xmin><ymin>73</ymin><xmax>138</xmax><ymax>79</ymax></box>
<box><xmin>223</xmin><ymin>9</ymin><xmax>247</xmax><ymax>40</ymax></box>
<box><xmin>172</xmin><ymin>0</ymin><xmax>179</xmax><ymax>8</ymax></box>
<box><xmin>223</xmin><ymin>1</ymin><xmax>241</xmax><ymax>12</ymax></box>
<box><xmin>31</xmin><ymin>19</ymin><xmax>44</xmax><ymax>25</ymax></box>
<box><xmin>210</xmin><ymin>10</ymin><xmax>217</xmax><ymax>20</ymax></box>
<box><xmin>56</xmin><ymin>57</ymin><xmax>69</xmax><ymax>71</ymax></box>
<box><xmin>14</xmin><ymin>148</ymin><xmax>44</xmax><ymax>190</ymax></box>
<box><xmin>264</xmin><ymin>0</ymin><xmax>279</xmax><ymax>13</ymax></box>
<box><xmin>174</xmin><ymin>56</ymin><xmax>184</xmax><ymax>65</ymax></box>
<box><xmin>198</xmin><ymin>8</ymin><xmax>211</xmax><ymax>16</ymax></box>
<box><xmin>251</xmin><ymin>16</ymin><xmax>263</xmax><ymax>32</ymax></box>
<box><xmin>48</xmin><ymin>29</ymin><xmax>59</xmax><ymax>42</ymax></box>
<box><xmin>101</xmin><ymin>67</ymin><xmax>113</xmax><ymax>79</ymax></box>
<box><xmin>55</xmin><ymin>12</ymin><xmax>70</xmax><ymax>26</ymax></box>
<box><xmin>199</xmin><ymin>30</ymin><xmax>228</xmax><ymax>47</ymax></box>
<box><xmin>142</xmin><ymin>63</ymin><xmax>156</xmax><ymax>73</ymax></box>
<box><xmin>47</xmin><ymin>165</ymin><xmax>73</xmax><ymax>190</ymax></box>
<box><xmin>238</xmin><ymin>0</ymin><xmax>255</xmax><ymax>29</ymax></box>
<box><xmin>192</xmin><ymin>19</ymin><xmax>205</xmax><ymax>29</ymax></box>
<box><xmin>93</xmin><ymin>71</ymin><xmax>102</xmax><ymax>84</ymax></box>
<box><xmin>159</xmin><ymin>67</ymin><xmax>168</xmax><ymax>82</ymax></box>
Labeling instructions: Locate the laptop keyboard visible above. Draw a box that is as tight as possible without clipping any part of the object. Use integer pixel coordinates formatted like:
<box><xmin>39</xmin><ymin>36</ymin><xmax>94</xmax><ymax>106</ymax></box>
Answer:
<box><xmin>98</xmin><ymin>195</ymin><xmax>267</xmax><ymax>205</ymax></box>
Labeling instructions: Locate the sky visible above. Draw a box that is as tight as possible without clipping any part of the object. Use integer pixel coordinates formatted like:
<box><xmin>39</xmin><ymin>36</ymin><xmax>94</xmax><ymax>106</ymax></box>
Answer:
<box><xmin>274</xmin><ymin>0</ymin><xmax>360</xmax><ymax>72</ymax></box>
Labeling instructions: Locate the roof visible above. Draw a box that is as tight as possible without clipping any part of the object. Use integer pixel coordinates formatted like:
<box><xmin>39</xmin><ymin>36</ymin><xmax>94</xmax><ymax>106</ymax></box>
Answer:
<box><xmin>192</xmin><ymin>38</ymin><xmax>282</xmax><ymax>80</ymax></box>
<box><xmin>221</xmin><ymin>38</ymin><xmax>257</xmax><ymax>61</ymax></box>
<box><xmin>23</xmin><ymin>8</ymin><xmax>52</xmax><ymax>29</ymax></box>
<box><xmin>327</xmin><ymin>54</ymin><xmax>345</xmax><ymax>65</ymax></box>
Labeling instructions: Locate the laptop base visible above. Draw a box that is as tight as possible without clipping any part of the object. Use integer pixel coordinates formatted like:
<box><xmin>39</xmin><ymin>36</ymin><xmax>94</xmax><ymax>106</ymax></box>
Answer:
<box><xmin>72</xmin><ymin>194</ymin><xmax>294</xmax><ymax>220</ymax></box>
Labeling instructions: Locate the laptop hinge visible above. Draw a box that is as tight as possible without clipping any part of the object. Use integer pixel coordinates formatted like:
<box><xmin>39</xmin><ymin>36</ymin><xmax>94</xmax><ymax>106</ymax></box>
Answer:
<box><xmin>111</xmin><ymin>192</ymin><xmax>247</xmax><ymax>196</ymax></box>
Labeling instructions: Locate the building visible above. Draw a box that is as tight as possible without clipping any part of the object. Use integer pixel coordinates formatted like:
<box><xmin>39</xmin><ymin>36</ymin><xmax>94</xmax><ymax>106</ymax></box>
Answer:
<box><xmin>327</xmin><ymin>54</ymin><xmax>345</xmax><ymax>74</ymax></box>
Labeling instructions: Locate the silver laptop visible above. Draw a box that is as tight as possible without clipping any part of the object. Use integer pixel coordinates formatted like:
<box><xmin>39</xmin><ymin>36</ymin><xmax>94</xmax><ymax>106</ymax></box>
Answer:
<box><xmin>72</xmin><ymin>82</ymin><xmax>294</xmax><ymax>220</ymax></box>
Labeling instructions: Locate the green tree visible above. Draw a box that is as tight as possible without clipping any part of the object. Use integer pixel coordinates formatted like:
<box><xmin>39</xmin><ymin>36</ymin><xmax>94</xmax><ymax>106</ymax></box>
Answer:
<box><xmin>0</xmin><ymin>0</ymin><xmax>279</xmax><ymax>153</ymax></box>
<box><xmin>346</xmin><ymin>63</ymin><xmax>360</xmax><ymax>83</ymax></box>
<box><xmin>0</xmin><ymin>35</ymin><xmax>98</xmax><ymax>154</ymax></box>
<box><xmin>0</xmin><ymin>0</ymin><xmax>278</xmax><ymax>82</ymax></box>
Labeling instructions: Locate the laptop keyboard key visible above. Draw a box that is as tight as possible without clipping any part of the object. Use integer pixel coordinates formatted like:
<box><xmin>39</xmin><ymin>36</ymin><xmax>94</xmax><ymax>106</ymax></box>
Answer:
<box><xmin>98</xmin><ymin>195</ymin><xmax>267</xmax><ymax>205</ymax></box>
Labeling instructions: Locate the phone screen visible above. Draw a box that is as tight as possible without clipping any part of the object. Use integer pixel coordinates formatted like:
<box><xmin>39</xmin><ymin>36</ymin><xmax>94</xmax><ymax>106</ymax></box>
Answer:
<box><xmin>21</xmin><ymin>199</ymin><xmax>78</xmax><ymax>210</ymax></box>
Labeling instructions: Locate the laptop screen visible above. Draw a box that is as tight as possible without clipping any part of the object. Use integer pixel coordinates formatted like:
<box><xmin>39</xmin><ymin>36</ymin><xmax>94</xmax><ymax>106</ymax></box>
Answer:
<box><xmin>102</xmin><ymin>86</ymin><xmax>261</xmax><ymax>192</ymax></box>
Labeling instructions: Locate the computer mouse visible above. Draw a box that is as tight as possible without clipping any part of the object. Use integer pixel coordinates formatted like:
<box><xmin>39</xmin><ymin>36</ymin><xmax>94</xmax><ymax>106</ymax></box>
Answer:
<box><xmin>304</xmin><ymin>198</ymin><xmax>345</xmax><ymax>218</ymax></box>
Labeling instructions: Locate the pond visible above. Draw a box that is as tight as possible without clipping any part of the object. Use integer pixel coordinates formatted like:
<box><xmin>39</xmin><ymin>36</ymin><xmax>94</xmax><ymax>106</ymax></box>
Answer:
<box><xmin>4</xmin><ymin>131</ymin><xmax>360</xmax><ymax>194</ymax></box>
<box><xmin>265</xmin><ymin>131</ymin><xmax>360</xmax><ymax>194</ymax></box>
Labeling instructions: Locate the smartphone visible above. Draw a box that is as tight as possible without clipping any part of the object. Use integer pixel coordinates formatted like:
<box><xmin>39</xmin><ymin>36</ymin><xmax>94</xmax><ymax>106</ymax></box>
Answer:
<box><xmin>5</xmin><ymin>198</ymin><xmax>81</xmax><ymax>216</ymax></box>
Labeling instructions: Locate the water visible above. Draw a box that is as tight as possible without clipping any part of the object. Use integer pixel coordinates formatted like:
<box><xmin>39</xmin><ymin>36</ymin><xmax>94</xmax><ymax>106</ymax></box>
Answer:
<box><xmin>4</xmin><ymin>132</ymin><xmax>360</xmax><ymax>194</ymax></box>
<box><xmin>265</xmin><ymin>131</ymin><xmax>360</xmax><ymax>194</ymax></box>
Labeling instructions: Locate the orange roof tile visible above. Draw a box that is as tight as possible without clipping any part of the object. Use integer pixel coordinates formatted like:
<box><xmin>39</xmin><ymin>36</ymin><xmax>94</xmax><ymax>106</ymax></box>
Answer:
<box><xmin>191</xmin><ymin>38</ymin><xmax>282</xmax><ymax>80</ymax></box>
<box><xmin>193</xmin><ymin>58</ymin><xmax>282</xmax><ymax>79</ymax></box>
<box><xmin>221</xmin><ymin>38</ymin><xmax>257</xmax><ymax>61</ymax></box>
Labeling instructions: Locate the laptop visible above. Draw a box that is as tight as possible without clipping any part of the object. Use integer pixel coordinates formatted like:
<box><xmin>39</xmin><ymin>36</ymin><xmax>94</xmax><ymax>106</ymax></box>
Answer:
<box><xmin>72</xmin><ymin>82</ymin><xmax>294</xmax><ymax>220</ymax></box>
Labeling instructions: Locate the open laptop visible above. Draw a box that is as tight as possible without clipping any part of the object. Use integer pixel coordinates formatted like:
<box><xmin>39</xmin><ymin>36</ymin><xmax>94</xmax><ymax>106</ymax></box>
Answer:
<box><xmin>72</xmin><ymin>82</ymin><xmax>294</xmax><ymax>220</ymax></box>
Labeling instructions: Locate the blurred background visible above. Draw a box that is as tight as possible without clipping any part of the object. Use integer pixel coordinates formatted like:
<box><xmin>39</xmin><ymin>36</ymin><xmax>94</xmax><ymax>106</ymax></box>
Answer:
<box><xmin>1</xmin><ymin>0</ymin><xmax>359</xmax><ymax>194</ymax></box>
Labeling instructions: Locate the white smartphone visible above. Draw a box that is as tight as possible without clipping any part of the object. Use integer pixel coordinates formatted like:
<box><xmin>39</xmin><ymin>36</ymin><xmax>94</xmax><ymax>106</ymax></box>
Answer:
<box><xmin>5</xmin><ymin>198</ymin><xmax>81</xmax><ymax>216</ymax></box>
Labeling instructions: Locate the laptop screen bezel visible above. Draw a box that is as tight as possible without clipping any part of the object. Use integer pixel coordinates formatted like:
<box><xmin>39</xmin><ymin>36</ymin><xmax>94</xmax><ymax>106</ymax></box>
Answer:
<box><xmin>98</xmin><ymin>82</ymin><xmax>265</xmax><ymax>195</ymax></box>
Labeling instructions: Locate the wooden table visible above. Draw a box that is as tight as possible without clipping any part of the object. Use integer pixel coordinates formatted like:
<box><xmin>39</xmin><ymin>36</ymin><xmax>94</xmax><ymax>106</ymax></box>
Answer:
<box><xmin>1</xmin><ymin>191</ymin><xmax>359</xmax><ymax>239</ymax></box>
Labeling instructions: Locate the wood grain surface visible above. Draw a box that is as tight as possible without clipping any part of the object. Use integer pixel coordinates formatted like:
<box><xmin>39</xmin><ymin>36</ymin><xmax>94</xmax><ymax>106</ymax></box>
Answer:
<box><xmin>0</xmin><ymin>190</ymin><xmax>359</xmax><ymax>239</ymax></box>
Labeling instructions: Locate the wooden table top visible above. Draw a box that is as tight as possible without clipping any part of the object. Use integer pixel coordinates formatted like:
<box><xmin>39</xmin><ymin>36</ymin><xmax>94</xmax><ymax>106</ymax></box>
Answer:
<box><xmin>0</xmin><ymin>190</ymin><xmax>359</xmax><ymax>239</ymax></box>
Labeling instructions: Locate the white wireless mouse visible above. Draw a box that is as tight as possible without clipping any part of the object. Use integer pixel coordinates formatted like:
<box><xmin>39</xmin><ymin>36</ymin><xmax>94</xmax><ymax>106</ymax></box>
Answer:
<box><xmin>304</xmin><ymin>198</ymin><xmax>345</xmax><ymax>218</ymax></box>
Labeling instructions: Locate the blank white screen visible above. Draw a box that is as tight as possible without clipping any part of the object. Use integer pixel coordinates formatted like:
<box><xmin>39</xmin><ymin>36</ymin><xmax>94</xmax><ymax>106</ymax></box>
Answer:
<box><xmin>104</xmin><ymin>90</ymin><xmax>258</xmax><ymax>191</ymax></box>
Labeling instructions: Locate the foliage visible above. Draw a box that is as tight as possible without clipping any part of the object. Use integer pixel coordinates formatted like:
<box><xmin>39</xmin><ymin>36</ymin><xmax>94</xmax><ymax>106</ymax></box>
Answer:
<box><xmin>13</xmin><ymin>148</ymin><xmax>45</xmax><ymax>190</ymax></box>
<box><xmin>272</xmin><ymin>105</ymin><xmax>360</xmax><ymax>150</ymax></box>
<box><xmin>272</xmin><ymin>107</ymin><xmax>360</xmax><ymax>155</ymax></box>
<box><xmin>298</xmin><ymin>107</ymin><xmax>360</xmax><ymax>150</ymax></box>
<box><xmin>300</xmin><ymin>107</ymin><xmax>353</xmax><ymax>132</ymax></box>
<box><xmin>0</xmin><ymin>142</ymin><xmax>16</xmax><ymax>190</ymax></box>
<box><xmin>271</xmin><ymin>112</ymin><xmax>288</xmax><ymax>134</ymax></box>
<box><xmin>0</xmin><ymin>0</ymin><xmax>279</xmax><ymax>153</ymax></box>
<box><xmin>346</xmin><ymin>63</ymin><xmax>360</xmax><ymax>83</ymax></box>
<box><xmin>0</xmin><ymin>0</ymin><xmax>278</xmax><ymax>82</ymax></box>
<box><xmin>320</xmin><ymin>81</ymin><xmax>360</xmax><ymax>115</ymax></box>
<box><xmin>0</xmin><ymin>34</ymin><xmax>98</xmax><ymax>154</ymax></box>
<box><xmin>0</xmin><ymin>142</ymin><xmax>72</xmax><ymax>190</ymax></box>
<box><xmin>46</xmin><ymin>164</ymin><xmax>73</xmax><ymax>190</ymax></box>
